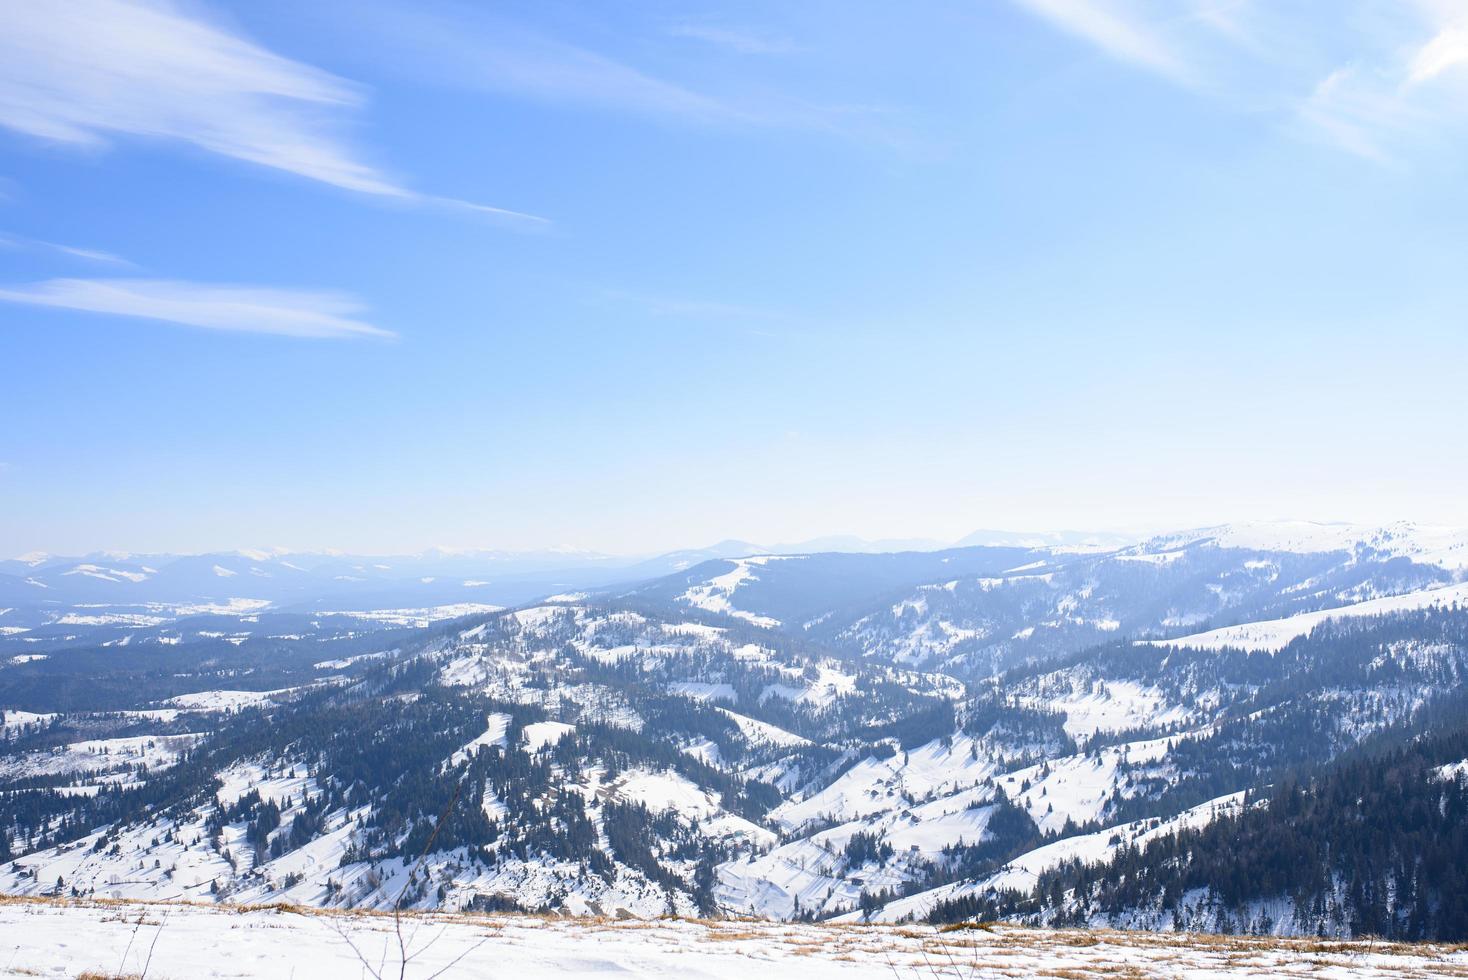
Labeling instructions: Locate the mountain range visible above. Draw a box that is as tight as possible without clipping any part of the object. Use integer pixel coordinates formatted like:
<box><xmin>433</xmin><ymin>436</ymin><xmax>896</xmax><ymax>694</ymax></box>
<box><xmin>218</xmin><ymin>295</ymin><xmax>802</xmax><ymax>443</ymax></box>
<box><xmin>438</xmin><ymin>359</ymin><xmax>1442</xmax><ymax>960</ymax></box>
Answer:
<box><xmin>3</xmin><ymin>520</ymin><xmax>1468</xmax><ymax>940</ymax></box>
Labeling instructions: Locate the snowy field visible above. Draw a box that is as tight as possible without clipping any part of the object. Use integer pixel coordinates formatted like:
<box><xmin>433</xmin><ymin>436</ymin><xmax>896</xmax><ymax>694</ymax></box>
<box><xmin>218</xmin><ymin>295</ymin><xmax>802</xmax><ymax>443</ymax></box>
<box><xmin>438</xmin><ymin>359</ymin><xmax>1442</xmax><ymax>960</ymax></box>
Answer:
<box><xmin>0</xmin><ymin>896</ymin><xmax>1463</xmax><ymax>979</ymax></box>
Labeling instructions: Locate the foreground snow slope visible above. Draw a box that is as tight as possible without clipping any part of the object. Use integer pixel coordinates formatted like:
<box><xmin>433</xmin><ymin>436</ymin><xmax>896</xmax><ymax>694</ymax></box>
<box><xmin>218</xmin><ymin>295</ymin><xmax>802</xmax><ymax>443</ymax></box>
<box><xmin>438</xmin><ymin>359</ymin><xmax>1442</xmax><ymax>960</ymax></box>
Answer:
<box><xmin>0</xmin><ymin>896</ymin><xmax>1462</xmax><ymax>980</ymax></box>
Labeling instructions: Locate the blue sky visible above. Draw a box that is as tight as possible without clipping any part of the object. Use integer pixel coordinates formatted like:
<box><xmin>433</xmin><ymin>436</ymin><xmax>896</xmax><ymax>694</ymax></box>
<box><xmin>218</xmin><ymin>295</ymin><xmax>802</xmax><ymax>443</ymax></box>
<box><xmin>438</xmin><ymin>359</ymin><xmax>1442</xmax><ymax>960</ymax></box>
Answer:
<box><xmin>4</xmin><ymin>0</ymin><xmax>1468</xmax><ymax>556</ymax></box>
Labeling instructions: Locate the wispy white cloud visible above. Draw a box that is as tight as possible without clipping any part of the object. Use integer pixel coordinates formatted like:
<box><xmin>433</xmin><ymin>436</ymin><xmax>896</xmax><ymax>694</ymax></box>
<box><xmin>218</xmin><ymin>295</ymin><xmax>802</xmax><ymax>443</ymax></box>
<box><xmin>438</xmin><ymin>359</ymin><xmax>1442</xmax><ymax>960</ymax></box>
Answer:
<box><xmin>0</xmin><ymin>232</ymin><xmax>132</xmax><ymax>266</ymax></box>
<box><xmin>347</xmin><ymin>4</ymin><xmax>731</xmax><ymax>123</ymax></box>
<box><xmin>667</xmin><ymin>23</ymin><xmax>801</xmax><ymax>56</ymax></box>
<box><xmin>0</xmin><ymin>278</ymin><xmax>392</xmax><ymax>339</ymax></box>
<box><xmin>1296</xmin><ymin>5</ymin><xmax>1468</xmax><ymax>163</ymax></box>
<box><xmin>50</xmin><ymin>244</ymin><xmax>132</xmax><ymax>265</ymax></box>
<box><xmin>1408</xmin><ymin>23</ymin><xmax>1468</xmax><ymax>85</ymax></box>
<box><xmin>1008</xmin><ymin>0</ymin><xmax>1194</xmax><ymax>83</ymax></box>
<box><xmin>1298</xmin><ymin>70</ymin><xmax>1392</xmax><ymax>164</ymax></box>
<box><xmin>1296</xmin><ymin>67</ymin><xmax>1431</xmax><ymax>166</ymax></box>
<box><xmin>1009</xmin><ymin>0</ymin><xmax>1468</xmax><ymax>167</ymax></box>
<box><xmin>0</xmin><ymin>0</ymin><xmax>543</xmax><ymax>223</ymax></box>
<box><xmin>338</xmin><ymin>3</ymin><xmax>903</xmax><ymax>144</ymax></box>
<box><xmin>0</xmin><ymin>0</ymin><xmax>390</xmax><ymax>193</ymax></box>
<box><xmin>596</xmin><ymin>288</ymin><xmax>805</xmax><ymax>339</ymax></box>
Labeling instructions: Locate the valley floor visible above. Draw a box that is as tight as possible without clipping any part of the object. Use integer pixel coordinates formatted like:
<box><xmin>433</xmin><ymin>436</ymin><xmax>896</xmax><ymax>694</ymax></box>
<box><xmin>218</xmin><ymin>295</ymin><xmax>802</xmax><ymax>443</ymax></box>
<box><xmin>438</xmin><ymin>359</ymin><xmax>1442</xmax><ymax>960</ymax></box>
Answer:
<box><xmin>1</xmin><ymin>896</ymin><xmax>1465</xmax><ymax>979</ymax></box>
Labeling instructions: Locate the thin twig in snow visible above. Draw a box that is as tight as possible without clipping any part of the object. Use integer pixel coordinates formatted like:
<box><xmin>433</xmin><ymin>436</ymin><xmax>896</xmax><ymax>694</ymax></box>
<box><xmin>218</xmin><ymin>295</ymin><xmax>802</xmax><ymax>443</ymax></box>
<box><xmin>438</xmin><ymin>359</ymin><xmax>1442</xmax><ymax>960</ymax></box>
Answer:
<box><xmin>140</xmin><ymin>908</ymin><xmax>168</xmax><ymax>978</ymax></box>
<box><xmin>326</xmin><ymin>915</ymin><xmax>383</xmax><ymax>980</ymax></box>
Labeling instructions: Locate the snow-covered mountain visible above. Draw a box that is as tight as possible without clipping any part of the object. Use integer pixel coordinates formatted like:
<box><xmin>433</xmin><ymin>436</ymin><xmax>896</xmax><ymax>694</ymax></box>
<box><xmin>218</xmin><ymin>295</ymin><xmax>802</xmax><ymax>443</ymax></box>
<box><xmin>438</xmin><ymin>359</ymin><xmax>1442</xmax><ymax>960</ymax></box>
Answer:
<box><xmin>1141</xmin><ymin>520</ymin><xmax>1468</xmax><ymax>569</ymax></box>
<box><xmin>4</xmin><ymin>522</ymin><xmax>1468</xmax><ymax>941</ymax></box>
<box><xmin>11</xmin><ymin>522</ymin><xmax>1462</xmax><ymax>660</ymax></box>
<box><xmin>639</xmin><ymin>522</ymin><xmax>1468</xmax><ymax>679</ymax></box>
<box><xmin>0</xmin><ymin>543</ymin><xmax>794</xmax><ymax>653</ymax></box>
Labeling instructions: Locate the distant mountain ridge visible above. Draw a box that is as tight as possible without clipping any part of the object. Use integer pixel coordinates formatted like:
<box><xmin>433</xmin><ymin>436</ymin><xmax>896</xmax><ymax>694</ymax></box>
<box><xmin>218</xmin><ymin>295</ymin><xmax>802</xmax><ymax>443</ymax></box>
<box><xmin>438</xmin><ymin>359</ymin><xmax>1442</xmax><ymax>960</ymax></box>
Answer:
<box><xmin>629</xmin><ymin>521</ymin><xmax>1468</xmax><ymax>679</ymax></box>
<box><xmin>6</xmin><ymin>521</ymin><xmax>1466</xmax><ymax>660</ymax></box>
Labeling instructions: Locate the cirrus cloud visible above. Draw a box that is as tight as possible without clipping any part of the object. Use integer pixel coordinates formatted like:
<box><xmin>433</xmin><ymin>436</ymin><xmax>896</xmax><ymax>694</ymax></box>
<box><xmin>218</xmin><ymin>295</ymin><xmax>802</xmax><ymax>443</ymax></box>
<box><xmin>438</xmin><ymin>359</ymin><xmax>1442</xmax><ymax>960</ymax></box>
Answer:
<box><xmin>0</xmin><ymin>278</ymin><xmax>392</xmax><ymax>340</ymax></box>
<box><xmin>1007</xmin><ymin>0</ymin><xmax>1468</xmax><ymax>166</ymax></box>
<box><xmin>0</xmin><ymin>0</ymin><xmax>543</xmax><ymax>223</ymax></box>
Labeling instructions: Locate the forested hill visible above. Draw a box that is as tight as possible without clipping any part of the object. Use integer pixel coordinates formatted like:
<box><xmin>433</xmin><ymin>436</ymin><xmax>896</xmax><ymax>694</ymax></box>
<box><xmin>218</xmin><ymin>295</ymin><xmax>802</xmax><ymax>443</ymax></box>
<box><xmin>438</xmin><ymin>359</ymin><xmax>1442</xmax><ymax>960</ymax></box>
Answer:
<box><xmin>998</xmin><ymin>720</ymin><xmax>1468</xmax><ymax>939</ymax></box>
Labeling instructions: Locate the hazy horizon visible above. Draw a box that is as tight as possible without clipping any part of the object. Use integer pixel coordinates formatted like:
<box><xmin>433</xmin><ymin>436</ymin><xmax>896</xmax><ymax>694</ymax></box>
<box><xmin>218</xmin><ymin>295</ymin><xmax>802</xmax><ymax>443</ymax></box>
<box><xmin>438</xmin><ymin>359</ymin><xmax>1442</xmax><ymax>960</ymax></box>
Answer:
<box><xmin>8</xmin><ymin>517</ymin><xmax>1463</xmax><ymax>563</ymax></box>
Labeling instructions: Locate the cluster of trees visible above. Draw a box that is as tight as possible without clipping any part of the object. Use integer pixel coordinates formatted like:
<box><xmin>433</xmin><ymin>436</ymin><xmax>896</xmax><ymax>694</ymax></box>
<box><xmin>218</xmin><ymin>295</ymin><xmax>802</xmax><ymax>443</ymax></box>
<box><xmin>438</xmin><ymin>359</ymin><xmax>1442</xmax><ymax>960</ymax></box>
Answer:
<box><xmin>962</xmin><ymin>698</ymin><xmax>1074</xmax><ymax>756</ymax></box>
<box><xmin>843</xmin><ymin>831</ymin><xmax>894</xmax><ymax>867</ymax></box>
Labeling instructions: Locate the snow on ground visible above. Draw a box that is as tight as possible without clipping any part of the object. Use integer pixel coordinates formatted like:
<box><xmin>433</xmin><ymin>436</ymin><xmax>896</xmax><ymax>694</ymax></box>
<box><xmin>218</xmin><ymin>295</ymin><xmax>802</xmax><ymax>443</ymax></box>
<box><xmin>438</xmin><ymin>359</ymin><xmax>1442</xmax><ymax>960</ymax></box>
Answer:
<box><xmin>115</xmin><ymin>708</ymin><xmax>182</xmax><ymax>722</ymax></box>
<box><xmin>662</xmin><ymin>621</ymin><xmax>727</xmax><ymax>641</ymax></box>
<box><xmin>7</xmin><ymin>597</ymin><xmax>275</xmax><ymax>635</ymax></box>
<box><xmin>1115</xmin><ymin>549</ymin><xmax>1186</xmax><ymax>565</ymax></box>
<box><xmin>717</xmin><ymin>708</ymin><xmax>810</xmax><ymax>748</ymax></box>
<box><xmin>53</xmin><ymin>611</ymin><xmax>171</xmax><ymax>627</ymax></box>
<box><xmin>678</xmin><ymin>558</ymin><xmax>784</xmax><ymax>628</ymax></box>
<box><xmin>1144</xmin><ymin>521</ymin><xmax>1468</xmax><ymax>569</ymax></box>
<box><xmin>682</xmin><ymin>736</ymin><xmax>722</xmax><ymax>766</ymax></box>
<box><xmin>0</xmin><ymin>733</ymin><xmax>207</xmax><ymax>781</ymax></box>
<box><xmin>769</xmin><ymin>735</ymin><xmax>995</xmax><ymax>833</ymax></box>
<box><xmin>62</xmin><ymin>563</ymin><xmax>150</xmax><ymax>583</ymax></box>
<box><xmin>510</xmin><ymin>604</ymin><xmax>576</xmax><ymax>630</ymax></box>
<box><xmin>214</xmin><ymin>761</ymin><xmax>317</xmax><ymax>808</ymax></box>
<box><xmin>1145</xmin><ymin>582</ymin><xmax>1468</xmax><ymax>653</ymax></box>
<box><xmin>1</xmin><ymin>709</ymin><xmax>57</xmax><ymax>731</ymax></box>
<box><xmin>2</xmin><ymin>896</ymin><xmax>1456</xmax><ymax>980</ymax></box>
<box><xmin>1</xmin><ymin>771</ymin><xmax>341</xmax><ymax>904</ymax></box>
<box><xmin>313</xmin><ymin>649</ymin><xmax>395</xmax><ymax>670</ymax></box>
<box><xmin>760</xmin><ymin>663</ymin><xmax>857</xmax><ymax>707</ymax></box>
<box><xmin>993</xmin><ymin>734</ymin><xmax>1178</xmax><ymax>834</ymax></box>
<box><xmin>865</xmin><ymin>614</ymin><xmax>992</xmax><ymax>666</ymax></box>
<box><xmin>667</xmin><ymin>681</ymin><xmax>737</xmax><ymax>703</ymax></box>
<box><xmin>320</xmin><ymin>603</ymin><xmax>504</xmax><ymax>628</ymax></box>
<box><xmin>1435</xmin><ymin>758</ymin><xmax>1468</xmax><ymax>781</ymax></box>
<box><xmin>718</xmin><ymin>830</ymin><xmax>894</xmax><ymax>918</ymax></box>
<box><xmin>989</xmin><ymin>789</ymin><xmax>1243</xmax><ymax>892</ymax></box>
<box><xmin>615</xmin><ymin>768</ymin><xmax>719</xmax><ymax>818</ymax></box>
<box><xmin>164</xmin><ymin>688</ymin><xmax>287</xmax><ymax>711</ymax></box>
<box><xmin>610</xmin><ymin>768</ymin><xmax>772</xmax><ymax>845</ymax></box>
<box><xmin>1017</xmin><ymin>677</ymin><xmax>1194</xmax><ymax>741</ymax></box>
<box><xmin>448</xmin><ymin>712</ymin><xmax>513</xmax><ymax>766</ymax></box>
<box><xmin>875</xmin><ymin>788</ymin><xmax>998</xmax><ymax>856</ymax></box>
<box><xmin>521</xmin><ymin>721</ymin><xmax>576</xmax><ymax>752</ymax></box>
<box><xmin>726</xmin><ymin>781</ymin><xmax>1009</xmax><ymax>917</ymax></box>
